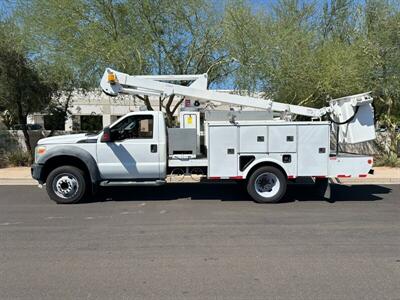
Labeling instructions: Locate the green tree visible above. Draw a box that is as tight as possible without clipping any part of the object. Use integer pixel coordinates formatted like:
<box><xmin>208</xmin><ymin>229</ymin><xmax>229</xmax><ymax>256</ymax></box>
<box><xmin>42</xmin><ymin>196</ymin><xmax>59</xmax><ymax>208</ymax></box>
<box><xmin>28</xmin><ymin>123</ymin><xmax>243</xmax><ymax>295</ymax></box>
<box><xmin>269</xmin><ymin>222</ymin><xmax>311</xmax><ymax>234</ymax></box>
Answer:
<box><xmin>364</xmin><ymin>0</ymin><xmax>400</xmax><ymax>119</ymax></box>
<box><xmin>224</xmin><ymin>0</ymin><xmax>323</xmax><ymax>103</ymax></box>
<box><xmin>16</xmin><ymin>0</ymin><xmax>154</xmax><ymax>125</ymax></box>
<box><xmin>17</xmin><ymin>0</ymin><xmax>152</xmax><ymax>83</ymax></box>
<box><xmin>16</xmin><ymin>0</ymin><xmax>230</xmax><ymax>126</ymax></box>
<box><xmin>38</xmin><ymin>61</ymin><xmax>91</xmax><ymax>135</ymax></box>
<box><xmin>363</xmin><ymin>0</ymin><xmax>400</xmax><ymax>161</ymax></box>
<box><xmin>133</xmin><ymin>0</ymin><xmax>230</xmax><ymax>125</ymax></box>
<box><xmin>224</xmin><ymin>0</ymin><xmax>372</xmax><ymax>106</ymax></box>
<box><xmin>0</xmin><ymin>21</ymin><xmax>55</xmax><ymax>158</ymax></box>
<box><xmin>321</xmin><ymin>0</ymin><xmax>359</xmax><ymax>43</ymax></box>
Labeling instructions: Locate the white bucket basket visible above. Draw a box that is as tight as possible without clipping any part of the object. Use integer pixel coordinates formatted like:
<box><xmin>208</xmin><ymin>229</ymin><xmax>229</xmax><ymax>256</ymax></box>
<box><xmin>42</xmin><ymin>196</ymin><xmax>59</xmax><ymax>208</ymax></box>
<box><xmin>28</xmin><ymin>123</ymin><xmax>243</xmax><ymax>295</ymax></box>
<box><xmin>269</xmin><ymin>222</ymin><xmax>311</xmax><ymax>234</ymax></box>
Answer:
<box><xmin>329</xmin><ymin>92</ymin><xmax>376</xmax><ymax>144</ymax></box>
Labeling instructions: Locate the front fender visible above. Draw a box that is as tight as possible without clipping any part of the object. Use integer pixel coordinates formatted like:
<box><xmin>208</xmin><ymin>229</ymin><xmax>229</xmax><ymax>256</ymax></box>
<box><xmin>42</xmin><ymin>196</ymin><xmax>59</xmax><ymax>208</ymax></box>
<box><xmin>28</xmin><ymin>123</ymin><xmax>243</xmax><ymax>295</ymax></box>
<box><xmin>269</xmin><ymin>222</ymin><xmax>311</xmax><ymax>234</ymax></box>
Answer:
<box><xmin>37</xmin><ymin>145</ymin><xmax>101</xmax><ymax>184</ymax></box>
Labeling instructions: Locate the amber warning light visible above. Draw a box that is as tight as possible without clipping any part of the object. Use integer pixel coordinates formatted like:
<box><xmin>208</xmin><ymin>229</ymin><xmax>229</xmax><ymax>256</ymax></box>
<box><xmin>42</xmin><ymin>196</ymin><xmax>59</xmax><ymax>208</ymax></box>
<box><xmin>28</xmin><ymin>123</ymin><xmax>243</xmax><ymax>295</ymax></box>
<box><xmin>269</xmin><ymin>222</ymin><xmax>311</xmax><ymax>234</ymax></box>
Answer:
<box><xmin>107</xmin><ymin>73</ymin><xmax>117</xmax><ymax>84</ymax></box>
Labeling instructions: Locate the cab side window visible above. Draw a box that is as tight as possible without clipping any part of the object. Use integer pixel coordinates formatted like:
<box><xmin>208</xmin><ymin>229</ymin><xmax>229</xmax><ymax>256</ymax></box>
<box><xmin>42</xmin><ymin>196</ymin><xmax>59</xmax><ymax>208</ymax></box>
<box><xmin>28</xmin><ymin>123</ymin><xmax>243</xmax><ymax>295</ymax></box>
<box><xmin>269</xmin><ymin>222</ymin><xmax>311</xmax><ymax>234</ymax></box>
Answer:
<box><xmin>111</xmin><ymin>115</ymin><xmax>153</xmax><ymax>140</ymax></box>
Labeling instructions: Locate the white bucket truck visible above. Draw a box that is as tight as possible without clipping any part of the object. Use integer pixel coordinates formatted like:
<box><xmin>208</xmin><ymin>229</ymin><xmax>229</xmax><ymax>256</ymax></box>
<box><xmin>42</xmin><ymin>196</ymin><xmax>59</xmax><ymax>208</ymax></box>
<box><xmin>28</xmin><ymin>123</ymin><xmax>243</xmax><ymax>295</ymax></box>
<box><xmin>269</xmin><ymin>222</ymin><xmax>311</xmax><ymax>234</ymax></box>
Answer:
<box><xmin>31</xmin><ymin>68</ymin><xmax>375</xmax><ymax>204</ymax></box>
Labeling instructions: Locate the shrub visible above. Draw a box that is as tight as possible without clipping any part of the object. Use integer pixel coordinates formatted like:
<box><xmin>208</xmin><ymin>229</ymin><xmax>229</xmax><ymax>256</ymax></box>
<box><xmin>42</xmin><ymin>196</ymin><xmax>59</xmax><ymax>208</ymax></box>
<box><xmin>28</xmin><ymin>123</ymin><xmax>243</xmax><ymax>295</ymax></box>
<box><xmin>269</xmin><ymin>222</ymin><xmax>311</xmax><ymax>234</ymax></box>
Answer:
<box><xmin>0</xmin><ymin>153</ymin><xmax>7</xmax><ymax>168</ymax></box>
<box><xmin>7</xmin><ymin>150</ymin><xmax>31</xmax><ymax>167</ymax></box>
<box><xmin>374</xmin><ymin>153</ymin><xmax>400</xmax><ymax>168</ymax></box>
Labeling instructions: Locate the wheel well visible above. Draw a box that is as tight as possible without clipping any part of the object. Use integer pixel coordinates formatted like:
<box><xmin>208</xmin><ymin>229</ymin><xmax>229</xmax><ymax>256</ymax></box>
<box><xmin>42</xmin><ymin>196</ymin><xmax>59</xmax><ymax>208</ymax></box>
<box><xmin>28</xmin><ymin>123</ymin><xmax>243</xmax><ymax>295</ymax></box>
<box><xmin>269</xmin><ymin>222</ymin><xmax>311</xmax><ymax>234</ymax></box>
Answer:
<box><xmin>246</xmin><ymin>161</ymin><xmax>288</xmax><ymax>180</ymax></box>
<box><xmin>41</xmin><ymin>156</ymin><xmax>90</xmax><ymax>183</ymax></box>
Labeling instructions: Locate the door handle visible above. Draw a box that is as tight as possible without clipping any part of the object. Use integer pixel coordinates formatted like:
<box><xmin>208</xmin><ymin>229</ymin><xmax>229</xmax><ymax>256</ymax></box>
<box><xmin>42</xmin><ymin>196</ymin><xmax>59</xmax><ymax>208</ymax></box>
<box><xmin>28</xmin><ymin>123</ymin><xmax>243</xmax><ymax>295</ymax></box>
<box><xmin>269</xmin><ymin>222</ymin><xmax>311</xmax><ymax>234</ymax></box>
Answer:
<box><xmin>151</xmin><ymin>144</ymin><xmax>157</xmax><ymax>153</ymax></box>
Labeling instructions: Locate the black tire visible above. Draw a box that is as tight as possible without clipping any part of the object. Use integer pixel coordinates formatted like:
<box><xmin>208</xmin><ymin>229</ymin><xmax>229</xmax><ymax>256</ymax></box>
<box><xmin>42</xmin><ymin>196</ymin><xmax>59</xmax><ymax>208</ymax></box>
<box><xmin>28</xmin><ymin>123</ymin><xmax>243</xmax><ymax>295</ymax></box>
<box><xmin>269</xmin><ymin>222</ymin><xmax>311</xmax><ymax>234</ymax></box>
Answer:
<box><xmin>247</xmin><ymin>166</ymin><xmax>287</xmax><ymax>203</ymax></box>
<box><xmin>46</xmin><ymin>166</ymin><xmax>87</xmax><ymax>204</ymax></box>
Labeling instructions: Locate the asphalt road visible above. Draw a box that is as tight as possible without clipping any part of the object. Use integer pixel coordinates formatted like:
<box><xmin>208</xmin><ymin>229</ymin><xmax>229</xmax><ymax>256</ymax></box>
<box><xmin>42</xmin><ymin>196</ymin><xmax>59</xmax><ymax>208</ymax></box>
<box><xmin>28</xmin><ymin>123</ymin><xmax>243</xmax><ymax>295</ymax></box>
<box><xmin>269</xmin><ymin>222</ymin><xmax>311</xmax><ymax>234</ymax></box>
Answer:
<box><xmin>0</xmin><ymin>183</ymin><xmax>399</xmax><ymax>300</ymax></box>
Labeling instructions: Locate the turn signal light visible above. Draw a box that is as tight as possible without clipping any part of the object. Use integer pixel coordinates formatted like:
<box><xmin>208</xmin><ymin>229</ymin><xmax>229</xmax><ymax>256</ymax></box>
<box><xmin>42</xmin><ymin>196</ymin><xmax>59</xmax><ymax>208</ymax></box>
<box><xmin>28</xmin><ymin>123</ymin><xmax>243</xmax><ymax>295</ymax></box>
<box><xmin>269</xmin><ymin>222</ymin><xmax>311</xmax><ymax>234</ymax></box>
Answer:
<box><xmin>37</xmin><ymin>146</ymin><xmax>46</xmax><ymax>155</ymax></box>
<box><xmin>107</xmin><ymin>72</ymin><xmax>117</xmax><ymax>84</ymax></box>
<box><xmin>35</xmin><ymin>146</ymin><xmax>46</xmax><ymax>163</ymax></box>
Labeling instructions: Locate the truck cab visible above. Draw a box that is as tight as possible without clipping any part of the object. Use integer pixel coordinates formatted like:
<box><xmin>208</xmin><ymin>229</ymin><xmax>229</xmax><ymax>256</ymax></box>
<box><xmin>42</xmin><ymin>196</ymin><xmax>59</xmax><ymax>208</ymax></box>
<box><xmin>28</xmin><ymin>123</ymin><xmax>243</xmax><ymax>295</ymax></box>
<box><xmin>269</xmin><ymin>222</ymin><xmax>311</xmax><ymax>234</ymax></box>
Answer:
<box><xmin>96</xmin><ymin>111</ymin><xmax>167</xmax><ymax>180</ymax></box>
<box><xmin>32</xmin><ymin>111</ymin><xmax>167</xmax><ymax>204</ymax></box>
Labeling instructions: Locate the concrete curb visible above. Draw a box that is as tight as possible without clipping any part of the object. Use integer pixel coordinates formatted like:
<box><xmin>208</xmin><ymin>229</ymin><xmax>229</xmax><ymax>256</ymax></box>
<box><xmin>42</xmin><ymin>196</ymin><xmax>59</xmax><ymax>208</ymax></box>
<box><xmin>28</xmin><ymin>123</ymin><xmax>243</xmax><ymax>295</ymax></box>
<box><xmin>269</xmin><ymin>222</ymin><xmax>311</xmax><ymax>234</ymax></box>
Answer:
<box><xmin>335</xmin><ymin>178</ymin><xmax>400</xmax><ymax>185</ymax></box>
<box><xmin>0</xmin><ymin>179</ymin><xmax>38</xmax><ymax>185</ymax></box>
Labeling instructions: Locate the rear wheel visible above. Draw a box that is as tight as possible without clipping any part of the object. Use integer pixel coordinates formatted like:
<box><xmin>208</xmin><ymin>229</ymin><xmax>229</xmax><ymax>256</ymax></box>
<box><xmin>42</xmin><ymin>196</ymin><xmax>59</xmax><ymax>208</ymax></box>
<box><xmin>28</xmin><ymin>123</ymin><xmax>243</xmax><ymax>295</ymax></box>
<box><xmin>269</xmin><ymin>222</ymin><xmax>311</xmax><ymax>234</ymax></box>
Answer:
<box><xmin>247</xmin><ymin>166</ymin><xmax>287</xmax><ymax>203</ymax></box>
<box><xmin>46</xmin><ymin>166</ymin><xmax>86</xmax><ymax>204</ymax></box>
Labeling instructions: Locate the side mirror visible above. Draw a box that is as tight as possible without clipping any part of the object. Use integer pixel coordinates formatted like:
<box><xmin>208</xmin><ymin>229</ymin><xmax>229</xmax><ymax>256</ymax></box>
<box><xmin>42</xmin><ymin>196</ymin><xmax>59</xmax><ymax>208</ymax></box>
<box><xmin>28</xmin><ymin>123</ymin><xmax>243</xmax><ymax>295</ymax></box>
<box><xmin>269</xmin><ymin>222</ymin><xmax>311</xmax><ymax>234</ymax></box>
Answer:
<box><xmin>101</xmin><ymin>126</ymin><xmax>113</xmax><ymax>142</ymax></box>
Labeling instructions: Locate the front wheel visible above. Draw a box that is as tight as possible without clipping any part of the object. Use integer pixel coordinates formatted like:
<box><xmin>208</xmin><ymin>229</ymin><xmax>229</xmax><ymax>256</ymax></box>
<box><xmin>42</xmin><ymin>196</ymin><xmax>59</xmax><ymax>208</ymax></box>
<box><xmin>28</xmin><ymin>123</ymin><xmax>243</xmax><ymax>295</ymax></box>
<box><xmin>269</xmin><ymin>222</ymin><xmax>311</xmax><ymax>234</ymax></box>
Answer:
<box><xmin>247</xmin><ymin>166</ymin><xmax>287</xmax><ymax>203</ymax></box>
<box><xmin>46</xmin><ymin>166</ymin><xmax>87</xmax><ymax>204</ymax></box>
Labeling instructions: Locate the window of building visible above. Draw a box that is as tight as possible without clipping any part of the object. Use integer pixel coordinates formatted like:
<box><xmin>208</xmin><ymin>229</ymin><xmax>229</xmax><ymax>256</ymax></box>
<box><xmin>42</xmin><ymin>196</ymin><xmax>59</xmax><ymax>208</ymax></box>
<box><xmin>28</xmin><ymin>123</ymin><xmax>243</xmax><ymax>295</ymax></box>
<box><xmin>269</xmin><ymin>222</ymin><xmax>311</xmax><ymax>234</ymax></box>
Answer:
<box><xmin>80</xmin><ymin>115</ymin><xmax>103</xmax><ymax>132</ymax></box>
<box><xmin>43</xmin><ymin>115</ymin><xmax>65</xmax><ymax>130</ymax></box>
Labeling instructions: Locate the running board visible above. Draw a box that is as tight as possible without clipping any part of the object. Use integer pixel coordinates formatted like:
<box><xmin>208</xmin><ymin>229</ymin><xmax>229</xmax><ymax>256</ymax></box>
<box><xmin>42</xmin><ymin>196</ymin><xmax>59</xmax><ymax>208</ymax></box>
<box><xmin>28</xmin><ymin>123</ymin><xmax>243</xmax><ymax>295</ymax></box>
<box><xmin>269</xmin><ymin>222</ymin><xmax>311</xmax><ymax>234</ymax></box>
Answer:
<box><xmin>100</xmin><ymin>180</ymin><xmax>166</xmax><ymax>187</ymax></box>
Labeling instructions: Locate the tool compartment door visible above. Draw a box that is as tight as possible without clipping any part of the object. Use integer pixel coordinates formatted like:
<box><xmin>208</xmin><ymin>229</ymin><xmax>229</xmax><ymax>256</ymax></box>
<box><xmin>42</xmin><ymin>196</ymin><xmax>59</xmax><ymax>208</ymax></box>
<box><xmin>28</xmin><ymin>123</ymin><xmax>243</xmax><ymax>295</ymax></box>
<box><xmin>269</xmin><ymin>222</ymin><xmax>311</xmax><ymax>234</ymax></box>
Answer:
<box><xmin>239</xmin><ymin>125</ymin><xmax>267</xmax><ymax>153</ymax></box>
<box><xmin>268</xmin><ymin>125</ymin><xmax>297</xmax><ymax>153</ymax></box>
<box><xmin>297</xmin><ymin>125</ymin><xmax>330</xmax><ymax>176</ymax></box>
<box><xmin>208</xmin><ymin>125</ymin><xmax>238</xmax><ymax>177</ymax></box>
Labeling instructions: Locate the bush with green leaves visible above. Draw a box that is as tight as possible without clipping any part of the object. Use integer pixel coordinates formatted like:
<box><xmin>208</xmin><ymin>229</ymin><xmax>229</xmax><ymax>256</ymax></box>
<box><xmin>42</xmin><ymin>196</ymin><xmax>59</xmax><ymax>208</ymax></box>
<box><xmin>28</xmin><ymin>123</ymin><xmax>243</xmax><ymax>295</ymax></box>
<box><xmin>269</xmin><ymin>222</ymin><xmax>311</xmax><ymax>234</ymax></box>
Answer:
<box><xmin>374</xmin><ymin>154</ymin><xmax>400</xmax><ymax>168</ymax></box>
<box><xmin>6</xmin><ymin>150</ymin><xmax>31</xmax><ymax>167</ymax></box>
<box><xmin>0</xmin><ymin>151</ymin><xmax>8</xmax><ymax>168</ymax></box>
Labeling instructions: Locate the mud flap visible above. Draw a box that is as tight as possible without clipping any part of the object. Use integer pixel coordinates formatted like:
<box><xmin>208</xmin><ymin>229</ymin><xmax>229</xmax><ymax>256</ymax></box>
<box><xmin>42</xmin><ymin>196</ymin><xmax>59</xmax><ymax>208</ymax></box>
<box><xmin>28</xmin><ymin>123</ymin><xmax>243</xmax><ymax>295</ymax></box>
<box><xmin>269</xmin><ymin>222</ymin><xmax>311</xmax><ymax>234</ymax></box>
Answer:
<box><xmin>315</xmin><ymin>178</ymin><xmax>333</xmax><ymax>202</ymax></box>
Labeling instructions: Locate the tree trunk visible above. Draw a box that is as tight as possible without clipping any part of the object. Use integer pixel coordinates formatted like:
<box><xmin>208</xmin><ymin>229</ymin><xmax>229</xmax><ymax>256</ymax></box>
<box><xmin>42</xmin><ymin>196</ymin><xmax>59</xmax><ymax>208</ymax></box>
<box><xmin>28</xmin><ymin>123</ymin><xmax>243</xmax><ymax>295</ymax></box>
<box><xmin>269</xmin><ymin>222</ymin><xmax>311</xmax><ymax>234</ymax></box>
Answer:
<box><xmin>164</xmin><ymin>106</ymin><xmax>174</xmax><ymax>127</ymax></box>
<box><xmin>143</xmin><ymin>95</ymin><xmax>153</xmax><ymax>111</ymax></box>
<box><xmin>136</xmin><ymin>95</ymin><xmax>153</xmax><ymax>111</ymax></box>
<box><xmin>16</xmin><ymin>101</ymin><xmax>33</xmax><ymax>162</ymax></box>
<box><xmin>46</xmin><ymin>92</ymin><xmax>74</xmax><ymax>138</ymax></box>
<box><xmin>165</xmin><ymin>95</ymin><xmax>176</xmax><ymax>127</ymax></box>
<box><xmin>21</xmin><ymin>127</ymin><xmax>33</xmax><ymax>162</ymax></box>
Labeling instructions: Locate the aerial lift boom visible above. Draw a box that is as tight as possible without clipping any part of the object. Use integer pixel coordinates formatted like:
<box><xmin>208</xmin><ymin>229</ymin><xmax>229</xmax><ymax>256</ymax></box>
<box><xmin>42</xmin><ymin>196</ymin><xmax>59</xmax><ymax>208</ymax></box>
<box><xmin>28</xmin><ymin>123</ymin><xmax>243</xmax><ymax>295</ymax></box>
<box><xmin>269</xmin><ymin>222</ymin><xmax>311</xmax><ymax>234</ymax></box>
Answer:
<box><xmin>100</xmin><ymin>68</ymin><xmax>376</xmax><ymax>144</ymax></box>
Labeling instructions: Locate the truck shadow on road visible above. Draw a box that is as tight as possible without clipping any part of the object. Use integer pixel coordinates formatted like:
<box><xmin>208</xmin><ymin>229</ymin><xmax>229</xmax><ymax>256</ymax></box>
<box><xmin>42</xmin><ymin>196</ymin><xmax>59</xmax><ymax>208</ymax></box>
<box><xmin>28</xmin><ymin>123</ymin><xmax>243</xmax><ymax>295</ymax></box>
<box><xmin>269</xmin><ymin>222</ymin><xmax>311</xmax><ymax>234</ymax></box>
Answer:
<box><xmin>88</xmin><ymin>183</ymin><xmax>392</xmax><ymax>203</ymax></box>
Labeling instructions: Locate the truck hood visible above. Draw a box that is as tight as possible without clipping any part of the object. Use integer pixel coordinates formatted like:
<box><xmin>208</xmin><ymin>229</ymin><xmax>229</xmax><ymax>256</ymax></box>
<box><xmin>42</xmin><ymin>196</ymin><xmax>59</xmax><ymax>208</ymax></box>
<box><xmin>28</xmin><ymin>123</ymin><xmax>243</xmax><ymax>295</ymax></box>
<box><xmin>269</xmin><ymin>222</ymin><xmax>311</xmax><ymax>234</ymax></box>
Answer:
<box><xmin>37</xmin><ymin>133</ymin><xmax>98</xmax><ymax>145</ymax></box>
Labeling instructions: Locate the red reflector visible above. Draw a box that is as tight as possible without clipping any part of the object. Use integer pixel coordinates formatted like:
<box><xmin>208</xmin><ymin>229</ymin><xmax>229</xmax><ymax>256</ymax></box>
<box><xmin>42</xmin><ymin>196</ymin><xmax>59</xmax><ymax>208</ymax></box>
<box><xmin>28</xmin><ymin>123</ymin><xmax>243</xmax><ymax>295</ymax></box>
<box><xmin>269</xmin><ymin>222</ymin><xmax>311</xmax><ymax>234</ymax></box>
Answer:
<box><xmin>287</xmin><ymin>175</ymin><xmax>295</xmax><ymax>179</ymax></box>
<box><xmin>337</xmin><ymin>175</ymin><xmax>351</xmax><ymax>178</ymax></box>
<box><xmin>229</xmin><ymin>176</ymin><xmax>243</xmax><ymax>180</ymax></box>
<box><xmin>101</xmin><ymin>133</ymin><xmax>111</xmax><ymax>142</ymax></box>
<box><xmin>359</xmin><ymin>174</ymin><xmax>367</xmax><ymax>178</ymax></box>
<box><xmin>368</xmin><ymin>159</ymin><xmax>373</xmax><ymax>164</ymax></box>
<box><xmin>209</xmin><ymin>176</ymin><xmax>220</xmax><ymax>180</ymax></box>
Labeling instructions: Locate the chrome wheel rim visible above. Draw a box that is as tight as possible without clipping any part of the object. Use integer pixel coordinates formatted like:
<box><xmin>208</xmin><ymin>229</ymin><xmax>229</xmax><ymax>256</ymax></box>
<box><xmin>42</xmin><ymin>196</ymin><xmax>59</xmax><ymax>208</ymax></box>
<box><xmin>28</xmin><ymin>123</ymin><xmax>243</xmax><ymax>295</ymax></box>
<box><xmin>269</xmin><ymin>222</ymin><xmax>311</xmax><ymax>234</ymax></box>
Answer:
<box><xmin>52</xmin><ymin>173</ymin><xmax>79</xmax><ymax>199</ymax></box>
<box><xmin>255</xmin><ymin>172</ymin><xmax>280</xmax><ymax>198</ymax></box>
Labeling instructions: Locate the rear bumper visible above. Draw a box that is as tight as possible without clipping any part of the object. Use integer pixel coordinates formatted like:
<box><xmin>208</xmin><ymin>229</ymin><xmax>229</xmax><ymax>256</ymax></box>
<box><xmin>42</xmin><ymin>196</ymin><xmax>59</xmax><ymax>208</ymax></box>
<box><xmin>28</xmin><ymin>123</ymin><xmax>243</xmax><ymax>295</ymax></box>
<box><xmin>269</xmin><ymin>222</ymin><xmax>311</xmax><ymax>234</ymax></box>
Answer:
<box><xmin>31</xmin><ymin>163</ymin><xmax>44</xmax><ymax>183</ymax></box>
<box><xmin>328</xmin><ymin>154</ymin><xmax>373</xmax><ymax>178</ymax></box>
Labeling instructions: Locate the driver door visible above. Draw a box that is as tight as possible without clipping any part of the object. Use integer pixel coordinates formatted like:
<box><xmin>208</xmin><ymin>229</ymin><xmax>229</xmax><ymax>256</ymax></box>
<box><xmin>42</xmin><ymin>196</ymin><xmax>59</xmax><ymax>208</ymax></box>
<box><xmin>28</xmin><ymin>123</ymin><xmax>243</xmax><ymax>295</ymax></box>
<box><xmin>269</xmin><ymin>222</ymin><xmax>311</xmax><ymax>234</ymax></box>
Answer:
<box><xmin>96</xmin><ymin>113</ymin><xmax>160</xmax><ymax>179</ymax></box>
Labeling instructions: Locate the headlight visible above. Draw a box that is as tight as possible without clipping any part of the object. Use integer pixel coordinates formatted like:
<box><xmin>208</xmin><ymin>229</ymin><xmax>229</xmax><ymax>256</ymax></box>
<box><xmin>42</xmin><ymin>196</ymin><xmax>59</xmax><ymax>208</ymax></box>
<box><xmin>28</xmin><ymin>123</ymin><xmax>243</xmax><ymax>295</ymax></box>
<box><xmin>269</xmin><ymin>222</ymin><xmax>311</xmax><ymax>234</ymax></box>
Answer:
<box><xmin>35</xmin><ymin>146</ymin><xmax>46</xmax><ymax>162</ymax></box>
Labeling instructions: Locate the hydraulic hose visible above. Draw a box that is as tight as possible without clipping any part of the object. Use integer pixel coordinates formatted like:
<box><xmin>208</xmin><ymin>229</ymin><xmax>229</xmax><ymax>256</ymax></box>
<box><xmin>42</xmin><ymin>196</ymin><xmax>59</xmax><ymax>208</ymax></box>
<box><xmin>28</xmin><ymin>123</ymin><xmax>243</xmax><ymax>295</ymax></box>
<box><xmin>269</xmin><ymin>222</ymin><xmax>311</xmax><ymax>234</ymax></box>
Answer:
<box><xmin>328</xmin><ymin>106</ymin><xmax>360</xmax><ymax>125</ymax></box>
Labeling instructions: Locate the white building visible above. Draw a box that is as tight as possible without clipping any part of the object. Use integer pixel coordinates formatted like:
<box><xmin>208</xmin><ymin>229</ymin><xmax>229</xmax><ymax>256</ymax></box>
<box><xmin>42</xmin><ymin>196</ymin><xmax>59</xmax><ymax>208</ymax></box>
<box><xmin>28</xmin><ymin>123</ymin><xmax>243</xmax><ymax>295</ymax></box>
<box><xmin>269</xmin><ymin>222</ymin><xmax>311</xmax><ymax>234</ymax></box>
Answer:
<box><xmin>27</xmin><ymin>90</ymin><xmax>182</xmax><ymax>131</ymax></box>
<box><xmin>27</xmin><ymin>89</ymin><xmax>266</xmax><ymax>131</ymax></box>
